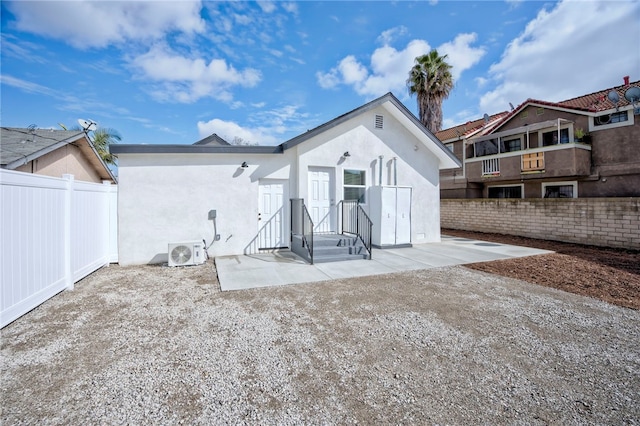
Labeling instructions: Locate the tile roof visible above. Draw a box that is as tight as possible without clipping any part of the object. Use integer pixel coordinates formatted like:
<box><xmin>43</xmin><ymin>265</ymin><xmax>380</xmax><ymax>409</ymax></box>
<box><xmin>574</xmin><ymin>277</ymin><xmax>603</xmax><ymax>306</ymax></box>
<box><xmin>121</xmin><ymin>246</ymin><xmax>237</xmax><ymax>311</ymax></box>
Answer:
<box><xmin>435</xmin><ymin>111</ymin><xmax>509</xmax><ymax>142</ymax></box>
<box><xmin>557</xmin><ymin>79</ymin><xmax>640</xmax><ymax>112</ymax></box>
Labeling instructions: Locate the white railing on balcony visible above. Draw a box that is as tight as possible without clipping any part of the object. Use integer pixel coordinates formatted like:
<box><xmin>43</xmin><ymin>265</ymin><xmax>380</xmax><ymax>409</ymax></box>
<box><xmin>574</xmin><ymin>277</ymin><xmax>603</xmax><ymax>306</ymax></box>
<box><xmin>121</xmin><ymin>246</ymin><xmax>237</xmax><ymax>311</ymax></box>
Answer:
<box><xmin>482</xmin><ymin>158</ymin><xmax>500</xmax><ymax>176</ymax></box>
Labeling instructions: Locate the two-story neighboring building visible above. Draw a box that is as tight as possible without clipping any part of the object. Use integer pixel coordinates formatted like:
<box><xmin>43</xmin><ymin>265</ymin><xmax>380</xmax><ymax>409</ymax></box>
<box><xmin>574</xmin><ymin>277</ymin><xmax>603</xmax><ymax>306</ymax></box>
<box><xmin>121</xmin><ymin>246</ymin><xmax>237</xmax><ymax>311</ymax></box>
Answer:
<box><xmin>438</xmin><ymin>79</ymin><xmax>640</xmax><ymax>198</ymax></box>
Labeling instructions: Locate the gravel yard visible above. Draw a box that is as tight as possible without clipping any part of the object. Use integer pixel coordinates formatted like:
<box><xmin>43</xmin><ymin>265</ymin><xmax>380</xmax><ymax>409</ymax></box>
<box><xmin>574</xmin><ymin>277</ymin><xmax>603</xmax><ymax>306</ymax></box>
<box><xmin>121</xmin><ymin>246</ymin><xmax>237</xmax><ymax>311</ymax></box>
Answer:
<box><xmin>2</xmin><ymin>260</ymin><xmax>639</xmax><ymax>424</ymax></box>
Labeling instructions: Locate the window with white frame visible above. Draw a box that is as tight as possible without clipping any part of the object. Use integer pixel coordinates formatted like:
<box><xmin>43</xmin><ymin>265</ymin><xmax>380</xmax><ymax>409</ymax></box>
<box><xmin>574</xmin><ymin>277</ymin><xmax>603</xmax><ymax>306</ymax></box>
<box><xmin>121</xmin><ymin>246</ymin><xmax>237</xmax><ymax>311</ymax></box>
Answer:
<box><xmin>344</xmin><ymin>170</ymin><xmax>366</xmax><ymax>203</ymax></box>
<box><xmin>543</xmin><ymin>181</ymin><xmax>577</xmax><ymax>198</ymax></box>
<box><xmin>542</xmin><ymin>128</ymin><xmax>570</xmax><ymax>146</ymax></box>
<box><xmin>488</xmin><ymin>185</ymin><xmax>523</xmax><ymax>198</ymax></box>
<box><xmin>594</xmin><ymin>111</ymin><xmax>628</xmax><ymax>127</ymax></box>
<box><xmin>502</xmin><ymin>137</ymin><xmax>522</xmax><ymax>152</ymax></box>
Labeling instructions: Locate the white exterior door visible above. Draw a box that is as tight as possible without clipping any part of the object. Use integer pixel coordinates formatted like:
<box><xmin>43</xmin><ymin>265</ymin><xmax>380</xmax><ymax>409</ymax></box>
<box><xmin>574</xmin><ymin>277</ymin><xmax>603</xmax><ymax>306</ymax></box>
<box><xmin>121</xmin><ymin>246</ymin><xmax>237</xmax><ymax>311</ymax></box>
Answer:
<box><xmin>258</xmin><ymin>181</ymin><xmax>288</xmax><ymax>249</ymax></box>
<box><xmin>395</xmin><ymin>187</ymin><xmax>412</xmax><ymax>244</ymax></box>
<box><xmin>308</xmin><ymin>167</ymin><xmax>334</xmax><ymax>233</ymax></box>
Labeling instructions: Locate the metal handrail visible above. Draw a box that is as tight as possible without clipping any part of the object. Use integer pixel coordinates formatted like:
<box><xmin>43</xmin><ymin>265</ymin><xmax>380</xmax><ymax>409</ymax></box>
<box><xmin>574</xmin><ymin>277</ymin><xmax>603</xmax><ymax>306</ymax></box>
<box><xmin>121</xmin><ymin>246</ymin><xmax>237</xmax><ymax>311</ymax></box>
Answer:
<box><xmin>338</xmin><ymin>200</ymin><xmax>373</xmax><ymax>259</ymax></box>
<box><xmin>290</xmin><ymin>198</ymin><xmax>314</xmax><ymax>264</ymax></box>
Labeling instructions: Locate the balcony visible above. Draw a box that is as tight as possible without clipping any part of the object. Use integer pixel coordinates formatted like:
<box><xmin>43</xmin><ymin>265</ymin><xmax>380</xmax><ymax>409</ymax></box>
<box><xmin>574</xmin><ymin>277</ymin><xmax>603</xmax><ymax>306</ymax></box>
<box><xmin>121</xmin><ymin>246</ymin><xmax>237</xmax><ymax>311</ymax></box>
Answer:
<box><xmin>466</xmin><ymin>144</ymin><xmax>592</xmax><ymax>182</ymax></box>
<box><xmin>465</xmin><ymin>119</ymin><xmax>592</xmax><ymax>182</ymax></box>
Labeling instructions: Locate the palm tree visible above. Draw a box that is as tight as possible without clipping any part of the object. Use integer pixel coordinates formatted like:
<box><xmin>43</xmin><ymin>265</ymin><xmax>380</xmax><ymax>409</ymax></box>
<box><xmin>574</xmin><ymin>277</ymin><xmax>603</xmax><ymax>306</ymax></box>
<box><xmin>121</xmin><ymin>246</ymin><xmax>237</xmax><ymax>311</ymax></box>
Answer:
<box><xmin>407</xmin><ymin>49</ymin><xmax>454</xmax><ymax>133</ymax></box>
<box><xmin>90</xmin><ymin>128</ymin><xmax>121</xmax><ymax>165</ymax></box>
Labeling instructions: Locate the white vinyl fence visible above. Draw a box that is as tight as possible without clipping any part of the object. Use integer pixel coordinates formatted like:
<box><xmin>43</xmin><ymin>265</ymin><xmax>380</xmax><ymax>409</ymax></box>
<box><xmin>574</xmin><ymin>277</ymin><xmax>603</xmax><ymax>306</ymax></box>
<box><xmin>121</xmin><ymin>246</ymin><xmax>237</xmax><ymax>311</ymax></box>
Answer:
<box><xmin>1</xmin><ymin>170</ymin><xmax>117</xmax><ymax>328</ymax></box>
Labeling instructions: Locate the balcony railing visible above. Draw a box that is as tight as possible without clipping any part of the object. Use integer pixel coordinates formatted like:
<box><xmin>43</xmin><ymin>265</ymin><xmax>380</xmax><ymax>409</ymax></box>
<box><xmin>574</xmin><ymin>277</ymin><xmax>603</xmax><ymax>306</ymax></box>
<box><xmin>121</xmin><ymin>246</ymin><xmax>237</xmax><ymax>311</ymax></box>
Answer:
<box><xmin>482</xmin><ymin>158</ymin><xmax>500</xmax><ymax>176</ymax></box>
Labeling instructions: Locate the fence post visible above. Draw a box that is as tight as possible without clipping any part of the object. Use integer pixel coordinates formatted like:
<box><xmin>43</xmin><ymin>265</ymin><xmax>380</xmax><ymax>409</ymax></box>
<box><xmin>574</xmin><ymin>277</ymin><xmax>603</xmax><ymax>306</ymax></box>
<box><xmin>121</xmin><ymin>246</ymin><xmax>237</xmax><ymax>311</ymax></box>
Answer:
<box><xmin>102</xmin><ymin>181</ymin><xmax>112</xmax><ymax>267</ymax></box>
<box><xmin>63</xmin><ymin>174</ymin><xmax>74</xmax><ymax>291</ymax></box>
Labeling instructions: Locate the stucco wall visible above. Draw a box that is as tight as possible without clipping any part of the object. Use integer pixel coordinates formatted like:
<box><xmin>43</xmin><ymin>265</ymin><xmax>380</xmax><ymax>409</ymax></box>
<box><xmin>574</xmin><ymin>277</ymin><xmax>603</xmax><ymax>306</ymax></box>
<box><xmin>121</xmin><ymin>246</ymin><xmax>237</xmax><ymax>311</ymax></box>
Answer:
<box><xmin>117</xmin><ymin>106</ymin><xmax>446</xmax><ymax>265</ymax></box>
<box><xmin>117</xmin><ymin>152</ymin><xmax>295</xmax><ymax>265</ymax></box>
<box><xmin>15</xmin><ymin>144</ymin><xmax>103</xmax><ymax>183</ymax></box>
<box><xmin>441</xmin><ymin>198</ymin><xmax>640</xmax><ymax>249</ymax></box>
<box><xmin>292</xmin><ymin>105</ymin><xmax>442</xmax><ymax>245</ymax></box>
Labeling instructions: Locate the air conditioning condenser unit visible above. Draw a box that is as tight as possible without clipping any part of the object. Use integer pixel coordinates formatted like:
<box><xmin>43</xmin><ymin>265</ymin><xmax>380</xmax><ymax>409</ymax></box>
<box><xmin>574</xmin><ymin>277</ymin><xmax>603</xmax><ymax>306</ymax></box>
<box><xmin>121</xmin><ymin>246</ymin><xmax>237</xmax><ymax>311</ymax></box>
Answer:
<box><xmin>168</xmin><ymin>241</ymin><xmax>205</xmax><ymax>267</ymax></box>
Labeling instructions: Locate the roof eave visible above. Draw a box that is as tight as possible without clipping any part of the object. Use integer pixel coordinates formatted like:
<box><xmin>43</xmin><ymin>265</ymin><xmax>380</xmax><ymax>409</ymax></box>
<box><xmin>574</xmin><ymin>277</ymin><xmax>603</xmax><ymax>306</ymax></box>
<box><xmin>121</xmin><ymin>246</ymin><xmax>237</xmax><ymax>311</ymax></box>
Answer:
<box><xmin>110</xmin><ymin>144</ymin><xmax>284</xmax><ymax>155</ymax></box>
<box><xmin>382</xmin><ymin>97</ymin><xmax>462</xmax><ymax>169</ymax></box>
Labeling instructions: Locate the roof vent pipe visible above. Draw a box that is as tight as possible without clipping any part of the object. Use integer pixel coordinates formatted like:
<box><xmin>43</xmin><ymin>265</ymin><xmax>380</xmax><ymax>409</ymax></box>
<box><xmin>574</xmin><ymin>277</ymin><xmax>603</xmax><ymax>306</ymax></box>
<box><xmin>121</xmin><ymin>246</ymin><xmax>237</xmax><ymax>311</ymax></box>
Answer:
<box><xmin>378</xmin><ymin>155</ymin><xmax>384</xmax><ymax>185</ymax></box>
<box><xmin>393</xmin><ymin>157</ymin><xmax>397</xmax><ymax>185</ymax></box>
<box><xmin>624</xmin><ymin>76</ymin><xmax>630</xmax><ymax>86</ymax></box>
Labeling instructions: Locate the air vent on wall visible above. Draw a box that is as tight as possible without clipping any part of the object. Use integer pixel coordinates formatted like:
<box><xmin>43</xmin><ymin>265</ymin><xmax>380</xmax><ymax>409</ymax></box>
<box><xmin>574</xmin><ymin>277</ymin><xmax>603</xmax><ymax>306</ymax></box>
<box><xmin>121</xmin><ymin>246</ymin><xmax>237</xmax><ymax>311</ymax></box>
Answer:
<box><xmin>375</xmin><ymin>114</ymin><xmax>384</xmax><ymax>129</ymax></box>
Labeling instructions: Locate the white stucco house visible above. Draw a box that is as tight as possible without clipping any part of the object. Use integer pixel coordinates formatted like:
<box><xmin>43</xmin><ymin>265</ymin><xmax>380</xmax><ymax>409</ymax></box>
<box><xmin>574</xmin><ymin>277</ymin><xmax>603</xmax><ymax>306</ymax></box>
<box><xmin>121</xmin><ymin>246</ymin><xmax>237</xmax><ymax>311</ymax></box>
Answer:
<box><xmin>111</xmin><ymin>93</ymin><xmax>461</xmax><ymax>266</ymax></box>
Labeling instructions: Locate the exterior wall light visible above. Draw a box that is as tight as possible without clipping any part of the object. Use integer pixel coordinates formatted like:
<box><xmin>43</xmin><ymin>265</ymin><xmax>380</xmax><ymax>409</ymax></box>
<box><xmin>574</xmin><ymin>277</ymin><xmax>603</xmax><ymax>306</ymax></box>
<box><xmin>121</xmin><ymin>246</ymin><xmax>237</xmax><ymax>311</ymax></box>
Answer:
<box><xmin>343</xmin><ymin>151</ymin><xmax>351</xmax><ymax>157</ymax></box>
<box><xmin>241</xmin><ymin>162</ymin><xmax>249</xmax><ymax>168</ymax></box>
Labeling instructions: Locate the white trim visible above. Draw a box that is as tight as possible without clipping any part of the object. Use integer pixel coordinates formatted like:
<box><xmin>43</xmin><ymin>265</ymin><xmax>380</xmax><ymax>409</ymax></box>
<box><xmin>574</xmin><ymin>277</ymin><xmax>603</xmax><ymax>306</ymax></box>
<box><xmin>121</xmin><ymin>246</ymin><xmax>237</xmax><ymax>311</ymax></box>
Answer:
<box><xmin>542</xmin><ymin>181</ymin><xmax>578</xmax><ymax>198</ymax></box>
<box><xmin>465</xmin><ymin>142</ymin><xmax>591</xmax><ymax>163</ymax></box>
<box><xmin>343</xmin><ymin>168</ymin><xmax>367</xmax><ymax>204</ymax></box>
<box><xmin>589</xmin><ymin>108</ymin><xmax>634</xmax><ymax>132</ymax></box>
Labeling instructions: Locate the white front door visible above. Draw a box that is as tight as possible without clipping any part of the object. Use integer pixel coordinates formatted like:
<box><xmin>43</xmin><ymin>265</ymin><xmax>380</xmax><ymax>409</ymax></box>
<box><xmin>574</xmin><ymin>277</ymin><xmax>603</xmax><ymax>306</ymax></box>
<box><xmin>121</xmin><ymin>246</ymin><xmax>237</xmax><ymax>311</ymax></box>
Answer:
<box><xmin>258</xmin><ymin>180</ymin><xmax>288</xmax><ymax>249</ymax></box>
<box><xmin>308</xmin><ymin>167</ymin><xmax>334</xmax><ymax>233</ymax></box>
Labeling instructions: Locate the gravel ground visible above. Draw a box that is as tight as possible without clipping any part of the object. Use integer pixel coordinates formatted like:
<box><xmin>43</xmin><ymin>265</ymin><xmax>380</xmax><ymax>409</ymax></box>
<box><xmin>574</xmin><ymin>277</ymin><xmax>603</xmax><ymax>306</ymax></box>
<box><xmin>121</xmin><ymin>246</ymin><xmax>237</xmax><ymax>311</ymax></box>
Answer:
<box><xmin>1</xmin><ymin>260</ymin><xmax>639</xmax><ymax>425</ymax></box>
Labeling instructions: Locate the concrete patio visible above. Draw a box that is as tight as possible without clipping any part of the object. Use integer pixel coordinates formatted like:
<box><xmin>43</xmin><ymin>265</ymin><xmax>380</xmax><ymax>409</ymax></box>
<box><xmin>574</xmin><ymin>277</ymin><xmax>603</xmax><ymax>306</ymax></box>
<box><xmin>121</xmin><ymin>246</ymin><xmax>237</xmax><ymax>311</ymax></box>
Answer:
<box><xmin>215</xmin><ymin>234</ymin><xmax>552</xmax><ymax>291</ymax></box>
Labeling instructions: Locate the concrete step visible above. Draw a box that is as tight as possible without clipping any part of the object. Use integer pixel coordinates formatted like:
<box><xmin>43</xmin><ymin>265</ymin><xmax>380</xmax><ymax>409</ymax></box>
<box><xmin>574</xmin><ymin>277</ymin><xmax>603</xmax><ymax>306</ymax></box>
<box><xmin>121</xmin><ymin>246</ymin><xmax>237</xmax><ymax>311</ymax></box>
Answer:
<box><xmin>313</xmin><ymin>253</ymin><xmax>368</xmax><ymax>263</ymax></box>
<box><xmin>292</xmin><ymin>233</ymin><xmax>369</xmax><ymax>263</ymax></box>
<box><xmin>312</xmin><ymin>245</ymin><xmax>365</xmax><ymax>255</ymax></box>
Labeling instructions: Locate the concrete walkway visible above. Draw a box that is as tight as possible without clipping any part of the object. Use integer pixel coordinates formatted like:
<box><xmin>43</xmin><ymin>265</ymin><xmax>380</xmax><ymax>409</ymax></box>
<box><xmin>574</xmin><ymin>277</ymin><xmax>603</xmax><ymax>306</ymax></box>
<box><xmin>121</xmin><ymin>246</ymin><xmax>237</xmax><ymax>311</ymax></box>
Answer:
<box><xmin>215</xmin><ymin>235</ymin><xmax>552</xmax><ymax>291</ymax></box>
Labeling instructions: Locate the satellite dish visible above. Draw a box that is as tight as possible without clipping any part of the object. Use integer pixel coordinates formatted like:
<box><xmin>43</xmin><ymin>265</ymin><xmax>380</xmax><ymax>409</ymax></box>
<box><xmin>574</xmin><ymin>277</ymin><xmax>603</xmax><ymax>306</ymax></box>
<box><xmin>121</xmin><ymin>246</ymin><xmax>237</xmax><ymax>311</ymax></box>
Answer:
<box><xmin>483</xmin><ymin>113</ymin><xmax>489</xmax><ymax>124</ymax></box>
<box><xmin>607</xmin><ymin>90</ymin><xmax>620</xmax><ymax>104</ymax></box>
<box><xmin>78</xmin><ymin>119</ymin><xmax>97</xmax><ymax>132</ymax></box>
<box><xmin>509</xmin><ymin>102</ymin><xmax>515</xmax><ymax>111</ymax></box>
<box><xmin>624</xmin><ymin>86</ymin><xmax>640</xmax><ymax>103</ymax></box>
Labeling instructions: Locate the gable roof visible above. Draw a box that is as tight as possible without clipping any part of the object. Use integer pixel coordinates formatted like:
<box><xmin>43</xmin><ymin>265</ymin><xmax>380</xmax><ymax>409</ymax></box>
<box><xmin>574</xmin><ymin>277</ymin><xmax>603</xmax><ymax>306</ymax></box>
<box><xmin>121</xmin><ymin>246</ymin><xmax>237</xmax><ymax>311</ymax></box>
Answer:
<box><xmin>1</xmin><ymin>127</ymin><xmax>117</xmax><ymax>182</ymax></box>
<box><xmin>435</xmin><ymin>111</ymin><xmax>509</xmax><ymax>142</ymax></box>
<box><xmin>111</xmin><ymin>92</ymin><xmax>461</xmax><ymax>169</ymax></box>
<box><xmin>193</xmin><ymin>133</ymin><xmax>230</xmax><ymax>146</ymax></box>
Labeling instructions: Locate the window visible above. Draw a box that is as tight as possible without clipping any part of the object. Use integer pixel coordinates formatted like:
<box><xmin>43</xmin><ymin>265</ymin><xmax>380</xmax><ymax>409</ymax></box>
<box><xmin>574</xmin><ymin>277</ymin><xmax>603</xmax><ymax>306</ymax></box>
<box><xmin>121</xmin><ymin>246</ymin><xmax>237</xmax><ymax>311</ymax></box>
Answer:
<box><xmin>446</xmin><ymin>143</ymin><xmax>454</xmax><ymax>152</ymax></box>
<box><xmin>536</xmin><ymin>107</ymin><xmax>545</xmax><ymax>115</ymax></box>
<box><xmin>475</xmin><ymin>139</ymin><xmax>499</xmax><ymax>157</ymax></box>
<box><xmin>542</xmin><ymin>128</ymin><xmax>569</xmax><ymax>146</ymax></box>
<box><xmin>594</xmin><ymin>111</ymin><xmax>628</xmax><ymax>126</ymax></box>
<box><xmin>543</xmin><ymin>181</ymin><xmax>577</xmax><ymax>198</ymax></box>
<box><xmin>520</xmin><ymin>111</ymin><xmax>528</xmax><ymax>119</ymax></box>
<box><xmin>488</xmin><ymin>186</ymin><xmax>522</xmax><ymax>198</ymax></box>
<box><xmin>344</xmin><ymin>170</ymin><xmax>366</xmax><ymax>203</ymax></box>
<box><xmin>375</xmin><ymin>115</ymin><xmax>384</xmax><ymax>129</ymax></box>
<box><xmin>502</xmin><ymin>138</ymin><xmax>522</xmax><ymax>152</ymax></box>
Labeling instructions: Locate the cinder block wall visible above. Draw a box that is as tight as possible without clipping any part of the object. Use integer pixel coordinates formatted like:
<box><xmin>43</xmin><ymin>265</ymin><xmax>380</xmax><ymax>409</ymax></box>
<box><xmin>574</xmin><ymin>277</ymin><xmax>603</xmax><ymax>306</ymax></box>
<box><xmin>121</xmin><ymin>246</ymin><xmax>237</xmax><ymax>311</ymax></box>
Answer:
<box><xmin>441</xmin><ymin>198</ymin><xmax>640</xmax><ymax>249</ymax></box>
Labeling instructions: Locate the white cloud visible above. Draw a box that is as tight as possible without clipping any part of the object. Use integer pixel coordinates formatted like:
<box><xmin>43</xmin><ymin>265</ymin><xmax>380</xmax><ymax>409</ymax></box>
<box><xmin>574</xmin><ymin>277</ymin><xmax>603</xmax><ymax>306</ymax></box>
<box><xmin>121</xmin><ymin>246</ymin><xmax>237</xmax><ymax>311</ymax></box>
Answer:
<box><xmin>282</xmin><ymin>2</ymin><xmax>299</xmax><ymax>14</ymax></box>
<box><xmin>377</xmin><ymin>26</ymin><xmax>408</xmax><ymax>45</ymax></box>
<box><xmin>479</xmin><ymin>0</ymin><xmax>640</xmax><ymax>114</ymax></box>
<box><xmin>197</xmin><ymin>104</ymin><xmax>310</xmax><ymax>145</ymax></box>
<box><xmin>316</xmin><ymin>33</ymin><xmax>484</xmax><ymax>99</ymax></box>
<box><xmin>438</xmin><ymin>33</ymin><xmax>486</xmax><ymax>81</ymax></box>
<box><xmin>197</xmin><ymin>118</ymin><xmax>278</xmax><ymax>145</ymax></box>
<box><xmin>132</xmin><ymin>44</ymin><xmax>261</xmax><ymax>103</ymax></box>
<box><xmin>257</xmin><ymin>1</ymin><xmax>277</xmax><ymax>14</ymax></box>
<box><xmin>6</xmin><ymin>1</ymin><xmax>206</xmax><ymax>49</ymax></box>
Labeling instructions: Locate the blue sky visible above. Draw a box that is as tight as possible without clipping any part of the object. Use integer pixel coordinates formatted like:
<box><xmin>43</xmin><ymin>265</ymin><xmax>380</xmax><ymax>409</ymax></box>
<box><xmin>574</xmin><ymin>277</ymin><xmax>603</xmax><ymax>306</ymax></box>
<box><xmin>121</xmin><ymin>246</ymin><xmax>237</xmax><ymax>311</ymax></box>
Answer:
<box><xmin>2</xmin><ymin>0</ymin><xmax>639</xmax><ymax>146</ymax></box>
